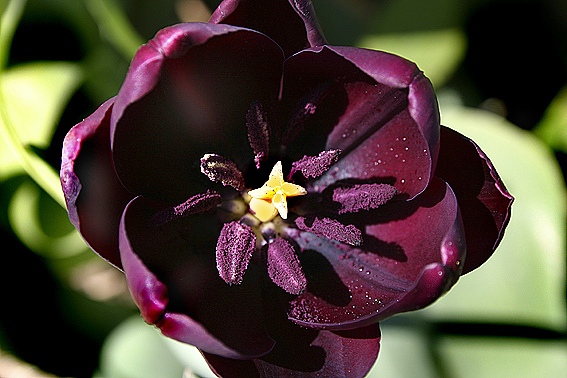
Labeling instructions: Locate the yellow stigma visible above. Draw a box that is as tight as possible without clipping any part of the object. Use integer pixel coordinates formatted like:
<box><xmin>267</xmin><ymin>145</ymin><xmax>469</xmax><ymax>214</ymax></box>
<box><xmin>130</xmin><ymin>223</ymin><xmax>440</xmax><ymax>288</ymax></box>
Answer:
<box><xmin>248</xmin><ymin>161</ymin><xmax>307</xmax><ymax>222</ymax></box>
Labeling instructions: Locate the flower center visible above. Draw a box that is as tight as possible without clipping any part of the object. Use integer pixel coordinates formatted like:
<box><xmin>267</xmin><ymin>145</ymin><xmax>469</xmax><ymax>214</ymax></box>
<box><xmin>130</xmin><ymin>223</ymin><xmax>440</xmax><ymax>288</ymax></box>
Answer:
<box><xmin>247</xmin><ymin>161</ymin><xmax>307</xmax><ymax>222</ymax></box>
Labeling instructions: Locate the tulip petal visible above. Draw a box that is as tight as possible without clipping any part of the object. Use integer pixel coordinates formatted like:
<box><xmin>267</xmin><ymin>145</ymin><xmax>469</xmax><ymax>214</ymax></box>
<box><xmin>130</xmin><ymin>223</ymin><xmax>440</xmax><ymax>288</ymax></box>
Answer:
<box><xmin>210</xmin><ymin>0</ymin><xmax>326</xmax><ymax>57</ymax></box>
<box><xmin>320</xmin><ymin>46</ymin><xmax>440</xmax><ymax>164</ymax></box>
<box><xmin>203</xmin><ymin>319</ymin><xmax>380</xmax><ymax>378</ymax></box>
<box><xmin>111</xmin><ymin>23</ymin><xmax>284</xmax><ymax>203</ymax></box>
<box><xmin>281</xmin><ymin>46</ymin><xmax>437</xmax><ymax>198</ymax></box>
<box><xmin>435</xmin><ymin>126</ymin><xmax>513</xmax><ymax>274</ymax></box>
<box><xmin>60</xmin><ymin>98</ymin><xmax>133</xmax><ymax>269</ymax></box>
<box><xmin>119</xmin><ymin>196</ymin><xmax>275</xmax><ymax>358</ymax></box>
<box><xmin>286</xmin><ymin>178</ymin><xmax>465</xmax><ymax>329</ymax></box>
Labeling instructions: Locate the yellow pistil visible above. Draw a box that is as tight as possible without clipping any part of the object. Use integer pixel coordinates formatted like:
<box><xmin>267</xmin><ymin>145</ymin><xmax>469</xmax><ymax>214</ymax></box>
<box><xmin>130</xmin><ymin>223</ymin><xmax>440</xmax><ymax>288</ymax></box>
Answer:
<box><xmin>248</xmin><ymin>161</ymin><xmax>307</xmax><ymax>222</ymax></box>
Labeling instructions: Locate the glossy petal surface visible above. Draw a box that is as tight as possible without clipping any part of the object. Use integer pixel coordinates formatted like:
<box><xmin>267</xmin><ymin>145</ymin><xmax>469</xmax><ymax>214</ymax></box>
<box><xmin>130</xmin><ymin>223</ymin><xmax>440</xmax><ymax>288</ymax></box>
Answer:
<box><xmin>118</xmin><ymin>196</ymin><xmax>274</xmax><ymax>359</ymax></box>
<box><xmin>60</xmin><ymin>0</ymin><xmax>512</xmax><ymax>376</ymax></box>
<box><xmin>286</xmin><ymin>178</ymin><xmax>464</xmax><ymax>329</ymax></box>
<box><xmin>204</xmin><ymin>303</ymin><xmax>380</xmax><ymax>377</ymax></box>
<box><xmin>435</xmin><ymin>126</ymin><xmax>513</xmax><ymax>274</ymax></box>
<box><xmin>281</xmin><ymin>46</ymin><xmax>437</xmax><ymax>198</ymax></box>
<box><xmin>210</xmin><ymin>0</ymin><xmax>326</xmax><ymax>57</ymax></box>
<box><xmin>111</xmin><ymin>23</ymin><xmax>284</xmax><ymax>202</ymax></box>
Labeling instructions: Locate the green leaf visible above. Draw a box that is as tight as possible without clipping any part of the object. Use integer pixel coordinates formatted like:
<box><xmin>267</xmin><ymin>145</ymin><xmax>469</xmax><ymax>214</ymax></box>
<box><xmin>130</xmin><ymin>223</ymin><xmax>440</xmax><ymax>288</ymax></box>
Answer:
<box><xmin>1</xmin><ymin>61</ymin><xmax>82</xmax><ymax>148</ymax></box>
<box><xmin>99</xmin><ymin>316</ymin><xmax>187</xmax><ymax>378</ymax></box>
<box><xmin>366</xmin><ymin>323</ymin><xmax>437</xmax><ymax>378</ymax></box>
<box><xmin>162</xmin><ymin>335</ymin><xmax>221</xmax><ymax>378</ymax></box>
<box><xmin>425</xmin><ymin>103</ymin><xmax>567</xmax><ymax>331</ymax></box>
<box><xmin>8</xmin><ymin>180</ymin><xmax>88</xmax><ymax>259</ymax></box>
<box><xmin>438</xmin><ymin>337</ymin><xmax>567</xmax><ymax>378</ymax></box>
<box><xmin>365</xmin><ymin>0</ymin><xmax>464</xmax><ymax>34</ymax></box>
<box><xmin>0</xmin><ymin>61</ymin><xmax>82</xmax><ymax>205</ymax></box>
<box><xmin>533</xmin><ymin>84</ymin><xmax>567</xmax><ymax>153</ymax></box>
<box><xmin>357</xmin><ymin>29</ymin><xmax>466</xmax><ymax>87</ymax></box>
<box><xmin>83</xmin><ymin>0</ymin><xmax>144</xmax><ymax>60</ymax></box>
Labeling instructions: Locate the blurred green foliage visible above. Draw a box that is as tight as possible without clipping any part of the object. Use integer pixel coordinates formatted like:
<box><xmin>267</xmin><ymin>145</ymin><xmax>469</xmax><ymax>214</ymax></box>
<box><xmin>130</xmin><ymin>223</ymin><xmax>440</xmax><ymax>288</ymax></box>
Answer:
<box><xmin>0</xmin><ymin>0</ymin><xmax>565</xmax><ymax>377</ymax></box>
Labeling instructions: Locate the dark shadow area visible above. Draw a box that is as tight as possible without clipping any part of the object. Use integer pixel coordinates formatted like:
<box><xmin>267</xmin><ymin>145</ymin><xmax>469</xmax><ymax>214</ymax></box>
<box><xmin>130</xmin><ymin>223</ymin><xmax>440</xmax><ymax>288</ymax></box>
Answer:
<box><xmin>362</xmin><ymin>234</ymin><xmax>407</xmax><ymax>262</ymax></box>
<box><xmin>298</xmin><ymin>249</ymin><xmax>352</xmax><ymax>307</ymax></box>
<box><xmin>434</xmin><ymin>321</ymin><xmax>567</xmax><ymax>340</ymax></box>
<box><xmin>259</xmin><ymin>283</ymin><xmax>327</xmax><ymax>372</ymax></box>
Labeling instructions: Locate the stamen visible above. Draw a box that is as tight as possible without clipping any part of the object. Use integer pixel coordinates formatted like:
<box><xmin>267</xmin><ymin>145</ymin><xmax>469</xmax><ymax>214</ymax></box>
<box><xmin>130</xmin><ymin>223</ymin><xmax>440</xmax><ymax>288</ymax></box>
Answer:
<box><xmin>248</xmin><ymin>161</ymin><xmax>307</xmax><ymax>222</ymax></box>
<box><xmin>295</xmin><ymin>216</ymin><xmax>362</xmax><ymax>246</ymax></box>
<box><xmin>266</xmin><ymin>237</ymin><xmax>307</xmax><ymax>295</ymax></box>
<box><xmin>200</xmin><ymin>154</ymin><xmax>245</xmax><ymax>191</ymax></box>
<box><xmin>150</xmin><ymin>190</ymin><xmax>222</xmax><ymax>227</ymax></box>
<box><xmin>246</xmin><ymin>101</ymin><xmax>270</xmax><ymax>169</ymax></box>
<box><xmin>289</xmin><ymin>149</ymin><xmax>341</xmax><ymax>179</ymax></box>
<box><xmin>216</xmin><ymin>221</ymin><xmax>256</xmax><ymax>285</ymax></box>
<box><xmin>332</xmin><ymin>183</ymin><xmax>397</xmax><ymax>214</ymax></box>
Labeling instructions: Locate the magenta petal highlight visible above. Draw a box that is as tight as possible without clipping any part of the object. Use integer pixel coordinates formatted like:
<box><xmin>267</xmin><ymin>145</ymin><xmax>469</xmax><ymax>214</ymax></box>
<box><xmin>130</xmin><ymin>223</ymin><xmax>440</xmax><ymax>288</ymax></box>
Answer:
<box><xmin>61</xmin><ymin>97</ymin><xmax>133</xmax><ymax>269</ymax></box>
<box><xmin>282</xmin><ymin>46</ymin><xmax>435</xmax><ymax>197</ymax></box>
<box><xmin>267</xmin><ymin>238</ymin><xmax>307</xmax><ymax>295</ymax></box>
<box><xmin>435</xmin><ymin>126</ymin><xmax>513</xmax><ymax>274</ymax></box>
<box><xmin>119</xmin><ymin>197</ymin><xmax>169</xmax><ymax>324</ymax></box>
<box><xmin>216</xmin><ymin>221</ymin><xmax>257</xmax><ymax>285</ymax></box>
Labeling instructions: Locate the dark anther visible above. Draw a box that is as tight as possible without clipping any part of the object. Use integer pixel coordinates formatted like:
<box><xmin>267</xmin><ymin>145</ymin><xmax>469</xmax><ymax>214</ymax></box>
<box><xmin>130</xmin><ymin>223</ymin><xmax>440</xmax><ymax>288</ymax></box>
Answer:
<box><xmin>200</xmin><ymin>153</ymin><xmax>245</xmax><ymax>191</ymax></box>
<box><xmin>246</xmin><ymin>101</ymin><xmax>270</xmax><ymax>169</ymax></box>
<box><xmin>282</xmin><ymin>81</ymin><xmax>331</xmax><ymax>145</ymax></box>
<box><xmin>150</xmin><ymin>190</ymin><xmax>222</xmax><ymax>227</ymax></box>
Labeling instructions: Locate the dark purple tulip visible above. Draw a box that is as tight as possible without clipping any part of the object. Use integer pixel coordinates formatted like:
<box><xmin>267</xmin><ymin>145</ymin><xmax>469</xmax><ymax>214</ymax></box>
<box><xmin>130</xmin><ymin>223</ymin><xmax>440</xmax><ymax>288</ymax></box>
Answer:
<box><xmin>60</xmin><ymin>0</ymin><xmax>513</xmax><ymax>376</ymax></box>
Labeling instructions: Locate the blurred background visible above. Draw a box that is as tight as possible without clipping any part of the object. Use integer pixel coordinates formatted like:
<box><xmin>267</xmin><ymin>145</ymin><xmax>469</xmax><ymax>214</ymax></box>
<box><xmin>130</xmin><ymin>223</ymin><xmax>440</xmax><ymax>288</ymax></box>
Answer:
<box><xmin>0</xmin><ymin>0</ymin><xmax>566</xmax><ymax>377</ymax></box>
